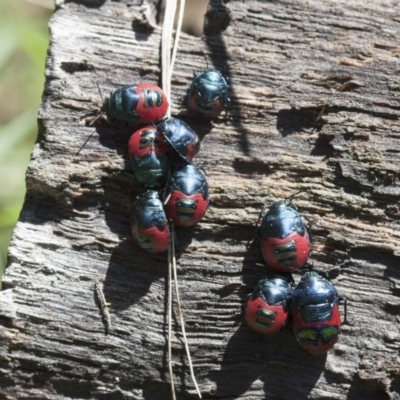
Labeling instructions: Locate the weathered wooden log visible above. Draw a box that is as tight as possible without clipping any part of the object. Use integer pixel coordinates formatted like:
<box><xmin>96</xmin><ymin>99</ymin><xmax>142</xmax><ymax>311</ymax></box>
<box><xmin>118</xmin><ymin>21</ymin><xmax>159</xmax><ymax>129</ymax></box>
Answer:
<box><xmin>1</xmin><ymin>0</ymin><xmax>400</xmax><ymax>398</ymax></box>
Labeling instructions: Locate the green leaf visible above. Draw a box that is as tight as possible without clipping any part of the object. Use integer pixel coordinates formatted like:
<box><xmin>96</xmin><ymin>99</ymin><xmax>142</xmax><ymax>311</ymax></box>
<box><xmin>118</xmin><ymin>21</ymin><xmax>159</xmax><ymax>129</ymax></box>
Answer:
<box><xmin>0</xmin><ymin>203</ymin><xmax>21</xmax><ymax>229</ymax></box>
<box><xmin>0</xmin><ymin>25</ymin><xmax>18</xmax><ymax>72</ymax></box>
<box><xmin>0</xmin><ymin>202</ymin><xmax>19</xmax><ymax>280</ymax></box>
<box><xmin>18</xmin><ymin>22</ymin><xmax>49</xmax><ymax>69</ymax></box>
<box><xmin>0</xmin><ymin>106</ymin><xmax>38</xmax><ymax>158</ymax></box>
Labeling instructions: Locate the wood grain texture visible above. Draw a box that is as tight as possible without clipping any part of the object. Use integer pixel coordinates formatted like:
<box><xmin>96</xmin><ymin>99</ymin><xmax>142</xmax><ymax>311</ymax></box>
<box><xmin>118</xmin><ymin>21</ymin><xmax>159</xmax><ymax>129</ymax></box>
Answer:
<box><xmin>1</xmin><ymin>0</ymin><xmax>400</xmax><ymax>399</ymax></box>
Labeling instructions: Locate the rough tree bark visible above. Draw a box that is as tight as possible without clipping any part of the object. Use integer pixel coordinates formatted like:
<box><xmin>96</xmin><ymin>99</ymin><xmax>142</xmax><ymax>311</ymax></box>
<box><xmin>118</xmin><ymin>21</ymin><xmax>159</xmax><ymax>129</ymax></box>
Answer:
<box><xmin>0</xmin><ymin>0</ymin><xmax>399</xmax><ymax>399</ymax></box>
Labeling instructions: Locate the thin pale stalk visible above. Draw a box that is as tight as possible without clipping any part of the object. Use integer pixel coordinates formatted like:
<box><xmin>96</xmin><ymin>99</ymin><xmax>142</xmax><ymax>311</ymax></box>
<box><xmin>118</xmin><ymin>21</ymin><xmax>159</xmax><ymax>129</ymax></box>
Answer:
<box><xmin>168</xmin><ymin>244</ymin><xmax>177</xmax><ymax>400</ymax></box>
<box><xmin>171</xmin><ymin>234</ymin><xmax>202</xmax><ymax>398</ymax></box>
<box><xmin>161</xmin><ymin>0</ymin><xmax>177</xmax><ymax>116</ymax></box>
<box><xmin>169</xmin><ymin>0</ymin><xmax>185</xmax><ymax>81</ymax></box>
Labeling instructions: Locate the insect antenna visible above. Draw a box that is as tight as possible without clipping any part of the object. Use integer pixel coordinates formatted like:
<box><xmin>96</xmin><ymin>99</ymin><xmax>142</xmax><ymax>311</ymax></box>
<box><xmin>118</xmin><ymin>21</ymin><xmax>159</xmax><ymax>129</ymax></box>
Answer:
<box><xmin>75</xmin><ymin>82</ymin><xmax>105</xmax><ymax>156</ymax></box>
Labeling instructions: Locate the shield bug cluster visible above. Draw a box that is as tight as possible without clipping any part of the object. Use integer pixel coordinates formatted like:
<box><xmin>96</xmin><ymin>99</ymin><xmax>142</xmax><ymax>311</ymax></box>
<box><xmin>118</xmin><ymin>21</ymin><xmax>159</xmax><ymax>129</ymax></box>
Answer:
<box><xmin>245</xmin><ymin>270</ymin><xmax>347</xmax><ymax>355</ymax></box>
<box><xmin>81</xmin><ymin>79</ymin><xmax>214</xmax><ymax>254</ymax></box>
<box><xmin>110</xmin><ymin>85</ymin><xmax>212</xmax><ymax>252</ymax></box>
<box><xmin>128</xmin><ymin>118</ymin><xmax>209</xmax><ymax>252</ymax></box>
<box><xmin>245</xmin><ymin>200</ymin><xmax>347</xmax><ymax>355</ymax></box>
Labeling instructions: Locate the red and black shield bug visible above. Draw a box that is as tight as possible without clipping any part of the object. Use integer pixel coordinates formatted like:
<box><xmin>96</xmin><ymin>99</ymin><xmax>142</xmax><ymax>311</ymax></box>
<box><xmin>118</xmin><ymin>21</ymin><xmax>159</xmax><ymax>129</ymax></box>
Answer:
<box><xmin>245</xmin><ymin>275</ymin><xmax>292</xmax><ymax>335</ymax></box>
<box><xmin>187</xmin><ymin>69</ymin><xmax>230</xmax><ymax>118</ymax></box>
<box><xmin>102</xmin><ymin>83</ymin><xmax>169</xmax><ymax>123</ymax></box>
<box><xmin>130</xmin><ymin>190</ymin><xmax>171</xmax><ymax>253</ymax></box>
<box><xmin>156</xmin><ymin>118</ymin><xmax>200</xmax><ymax>162</ymax></box>
<box><xmin>128</xmin><ymin>126</ymin><xmax>170</xmax><ymax>187</ymax></box>
<box><xmin>291</xmin><ymin>271</ymin><xmax>345</xmax><ymax>355</ymax></box>
<box><xmin>258</xmin><ymin>201</ymin><xmax>311</xmax><ymax>273</ymax></box>
<box><xmin>164</xmin><ymin>164</ymin><xmax>209</xmax><ymax>227</ymax></box>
